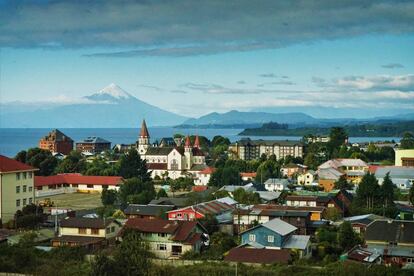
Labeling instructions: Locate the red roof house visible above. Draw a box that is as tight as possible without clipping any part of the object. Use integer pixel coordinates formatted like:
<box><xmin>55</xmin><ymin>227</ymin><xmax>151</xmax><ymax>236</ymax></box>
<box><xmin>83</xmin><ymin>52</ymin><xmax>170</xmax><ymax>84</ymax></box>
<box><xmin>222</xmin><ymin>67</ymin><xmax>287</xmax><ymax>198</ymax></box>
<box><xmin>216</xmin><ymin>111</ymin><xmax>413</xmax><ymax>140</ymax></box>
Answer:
<box><xmin>0</xmin><ymin>155</ymin><xmax>37</xmax><ymax>173</ymax></box>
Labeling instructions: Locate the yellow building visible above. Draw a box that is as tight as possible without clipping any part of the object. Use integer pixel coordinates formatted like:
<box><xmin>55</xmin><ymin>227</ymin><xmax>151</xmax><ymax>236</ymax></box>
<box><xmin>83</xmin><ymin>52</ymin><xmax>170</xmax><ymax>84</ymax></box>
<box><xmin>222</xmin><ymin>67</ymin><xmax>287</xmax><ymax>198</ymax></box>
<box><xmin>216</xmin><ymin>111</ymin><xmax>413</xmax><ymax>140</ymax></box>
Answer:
<box><xmin>395</xmin><ymin>149</ymin><xmax>414</xmax><ymax>166</ymax></box>
<box><xmin>0</xmin><ymin>155</ymin><xmax>37</xmax><ymax>223</ymax></box>
<box><xmin>51</xmin><ymin>217</ymin><xmax>122</xmax><ymax>249</ymax></box>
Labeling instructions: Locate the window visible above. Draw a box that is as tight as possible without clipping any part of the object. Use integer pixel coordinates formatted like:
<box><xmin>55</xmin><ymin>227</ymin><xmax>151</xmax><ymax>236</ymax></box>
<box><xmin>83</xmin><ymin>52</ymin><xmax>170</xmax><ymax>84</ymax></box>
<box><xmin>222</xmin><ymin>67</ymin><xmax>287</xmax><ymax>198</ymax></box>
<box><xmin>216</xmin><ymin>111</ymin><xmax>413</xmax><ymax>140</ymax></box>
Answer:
<box><xmin>23</xmin><ymin>198</ymin><xmax>27</xmax><ymax>205</ymax></box>
<box><xmin>29</xmin><ymin>198</ymin><xmax>33</xmax><ymax>204</ymax></box>
<box><xmin>87</xmin><ymin>184</ymin><xmax>94</xmax><ymax>189</ymax></box>
<box><xmin>29</xmin><ymin>187</ymin><xmax>33</xmax><ymax>192</ymax></box>
<box><xmin>23</xmin><ymin>172</ymin><xmax>27</xmax><ymax>179</ymax></box>
<box><xmin>171</xmin><ymin>159</ymin><xmax>179</xmax><ymax>170</ymax></box>
<box><xmin>106</xmin><ymin>227</ymin><xmax>110</xmax><ymax>234</ymax></box>
<box><xmin>23</xmin><ymin>185</ymin><xmax>27</xmax><ymax>192</ymax></box>
<box><xmin>28</xmin><ymin>172</ymin><xmax>32</xmax><ymax>179</ymax></box>
<box><xmin>78</xmin><ymin>228</ymin><xmax>87</xmax><ymax>234</ymax></box>
<box><xmin>91</xmin><ymin>228</ymin><xmax>99</xmax><ymax>235</ymax></box>
<box><xmin>158</xmin><ymin>233</ymin><xmax>167</xmax><ymax>237</ymax></box>
<box><xmin>16</xmin><ymin>199</ymin><xmax>21</xmax><ymax>207</ymax></box>
<box><xmin>177</xmin><ymin>213</ymin><xmax>182</xmax><ymax>218</ymax></box>
<box><xmin>248</xmin><ymin>234</ymin><xmax>256</xmax><ymax>242</ymax></box>
<box><xmin>16</xmin><ymin>186</ymin><xmax>20</xmax><ymax>193</ymax></box>
<box><xmin>268</xmin><ymin>235</ymin><xmax>274</xmax><ymax>243</ymax></box>
<box><xmin>157</xmin><ymin>244</ymin><xmax>167</xmax><ymax>251</ymax></box>
<box><xmin>111</xmin><ymin>226</ymin><xmax>115</xmax><ymax>232</ymax></box>
<box><xmin>16</xmin><ymin>173</ymin><xmax>20</xmax><ymax>180</ymax></box>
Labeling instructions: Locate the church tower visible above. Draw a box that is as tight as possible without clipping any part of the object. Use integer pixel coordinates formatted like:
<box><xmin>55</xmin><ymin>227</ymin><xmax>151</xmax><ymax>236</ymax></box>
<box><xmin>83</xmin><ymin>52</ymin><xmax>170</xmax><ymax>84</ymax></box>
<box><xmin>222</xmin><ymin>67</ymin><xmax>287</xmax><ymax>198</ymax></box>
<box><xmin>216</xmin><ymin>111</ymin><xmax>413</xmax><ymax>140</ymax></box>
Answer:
<box><xmin>184</xmin><ymin>135</ymin><xmax>193</xmax><ymax>169</ymax></box>
<box><xmin>137</xmin><ymin>120</ymin><xmax>150</xmax><ymax>155</ymax></box>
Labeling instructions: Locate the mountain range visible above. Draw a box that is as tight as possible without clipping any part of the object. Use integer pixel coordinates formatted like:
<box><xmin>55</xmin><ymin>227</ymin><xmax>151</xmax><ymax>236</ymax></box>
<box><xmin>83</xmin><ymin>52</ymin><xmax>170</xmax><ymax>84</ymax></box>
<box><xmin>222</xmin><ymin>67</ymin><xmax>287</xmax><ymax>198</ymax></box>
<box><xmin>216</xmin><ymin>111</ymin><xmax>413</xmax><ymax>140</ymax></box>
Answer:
<box><xmin>0</xmin><ymin>84</ymin><xmax>186</xmax><ymax>128</ymax></box>
<box><xmin>1</xmin><ymin>84</ymin><xmax>413</xmax><ymax>128</ymax></box>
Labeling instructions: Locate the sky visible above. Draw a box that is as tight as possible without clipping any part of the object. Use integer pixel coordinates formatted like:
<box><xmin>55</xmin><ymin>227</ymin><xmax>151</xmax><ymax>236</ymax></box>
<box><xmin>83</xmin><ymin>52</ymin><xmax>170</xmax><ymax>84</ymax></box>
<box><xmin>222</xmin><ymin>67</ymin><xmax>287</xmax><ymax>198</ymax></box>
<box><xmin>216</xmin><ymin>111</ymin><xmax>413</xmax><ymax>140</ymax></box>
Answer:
<box><xmin>1</xmin><ymin>0</ymin><xmax>414</xmax><ymax>118</ymax></box>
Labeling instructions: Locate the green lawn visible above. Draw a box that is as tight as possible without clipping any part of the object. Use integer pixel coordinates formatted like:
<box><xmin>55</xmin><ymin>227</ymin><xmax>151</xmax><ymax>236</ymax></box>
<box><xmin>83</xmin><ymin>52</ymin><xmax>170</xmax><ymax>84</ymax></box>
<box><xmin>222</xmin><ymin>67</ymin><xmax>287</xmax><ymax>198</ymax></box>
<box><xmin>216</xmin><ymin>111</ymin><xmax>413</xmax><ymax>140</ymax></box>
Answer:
<box><xmin>37</xmin><ymin>192</ymin><xmax>103</xmax><ymax>210</ymax></box>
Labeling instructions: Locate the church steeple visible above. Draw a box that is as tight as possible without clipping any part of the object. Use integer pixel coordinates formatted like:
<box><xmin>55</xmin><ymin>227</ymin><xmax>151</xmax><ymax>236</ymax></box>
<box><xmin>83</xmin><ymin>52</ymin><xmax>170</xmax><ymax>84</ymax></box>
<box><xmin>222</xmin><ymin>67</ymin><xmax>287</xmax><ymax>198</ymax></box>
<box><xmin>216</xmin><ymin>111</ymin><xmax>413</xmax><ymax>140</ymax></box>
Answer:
<box><xmin>194</xmin><ymin>135</ymin><xmax>200</xmax><ymax>148</ymax></box>
<box><xmin>140</xmin><ymin>119</ymin><xmax>150</xmax><ymax>138</ymax></box>
<box><xmin>137</xmin><ymin>119</ymin><xmax>150</xmax><ymax>155</ymax></box>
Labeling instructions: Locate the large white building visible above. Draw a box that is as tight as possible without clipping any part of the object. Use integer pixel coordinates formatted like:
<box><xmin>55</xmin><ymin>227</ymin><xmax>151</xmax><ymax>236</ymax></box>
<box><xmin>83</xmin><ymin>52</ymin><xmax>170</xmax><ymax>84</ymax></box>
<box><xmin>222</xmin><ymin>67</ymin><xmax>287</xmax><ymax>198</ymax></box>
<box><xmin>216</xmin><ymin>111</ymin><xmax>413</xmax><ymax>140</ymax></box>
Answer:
<box><xmin>137</xmin><ymin>120</ymin><xmax>208</xmax><ymax>180</ymax></box>
<box><xmin>229</xmin><ymin>138</ymin><xmax>304</xmax><ymax>161</ymax></box>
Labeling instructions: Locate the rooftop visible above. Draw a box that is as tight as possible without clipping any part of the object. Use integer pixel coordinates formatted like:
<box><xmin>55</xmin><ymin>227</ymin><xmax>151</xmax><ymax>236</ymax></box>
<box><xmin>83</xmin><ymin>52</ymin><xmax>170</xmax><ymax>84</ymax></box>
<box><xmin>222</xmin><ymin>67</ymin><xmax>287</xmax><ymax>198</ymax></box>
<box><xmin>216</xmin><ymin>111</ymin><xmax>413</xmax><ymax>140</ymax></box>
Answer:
<box><xmin>124</xmin><ymin>204</ymin><xmax>174</xmax><ymax>216</ymax></box>
<box><xmin>0</xmin><ymin>155</ymin><xmax>37</xmax><ymax>173</ymax></box>
<box><xmin>365</xmin><ymin>219</ymin><xmax>414</xmax><ymax>244</ymax></box>
<box><xmin>35</xmin><ymin>174</ymin><xmax>123</xmax><ymax>187</ymax></box>
<box><xmin>77</xmin><ymin>136</ymin><xmax>111</xmax><ymax>144</ymax></box>
<box><xmin>60</xmin><ymin>217</ymin><xmax>117</xmax><ymax>229</ymax></box>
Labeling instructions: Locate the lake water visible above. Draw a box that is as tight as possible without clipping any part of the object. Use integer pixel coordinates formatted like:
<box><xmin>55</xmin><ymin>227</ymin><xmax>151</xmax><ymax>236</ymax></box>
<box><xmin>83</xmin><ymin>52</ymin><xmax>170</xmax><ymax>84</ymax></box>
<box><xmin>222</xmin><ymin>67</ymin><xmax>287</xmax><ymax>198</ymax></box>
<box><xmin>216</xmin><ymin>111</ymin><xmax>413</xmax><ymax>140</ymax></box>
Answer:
<box><xmin>0</xmin><ymin>128</ymin><xmax>401</xmax><ymax>157</ymax></box>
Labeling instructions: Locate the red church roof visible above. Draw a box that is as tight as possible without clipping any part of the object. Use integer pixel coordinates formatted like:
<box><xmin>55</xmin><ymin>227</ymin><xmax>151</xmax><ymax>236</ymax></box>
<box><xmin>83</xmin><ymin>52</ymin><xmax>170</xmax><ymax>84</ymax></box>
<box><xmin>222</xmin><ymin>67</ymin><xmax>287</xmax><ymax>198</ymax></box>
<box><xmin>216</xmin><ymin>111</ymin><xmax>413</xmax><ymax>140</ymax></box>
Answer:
<box><xmin>185</xmin><ymin>136</ymin><xmax>191</xmax><ymax>147</ymax></box>
<box><xmin>0</xmin><ymin>155</ymin><xmax>37</xmax><ymax>173</ymax></box>
<box><xmin>193</xmin><ymin>135</ymin><xmax>200</xmax><ymax>148</ymax></box>
<box><xmin>140</xmin><ymin>120</ymin><xmax>150</xmax><ymax>138</ymax></box>
<box><xmin>199</xmin><ymin>167</ymin><xmax>215</xmax><ymax>175</ymax></box>
<box><xmin>35</xmin><ymin>174</ymin><xmax>123</xmax><ymax>187</ymax></box>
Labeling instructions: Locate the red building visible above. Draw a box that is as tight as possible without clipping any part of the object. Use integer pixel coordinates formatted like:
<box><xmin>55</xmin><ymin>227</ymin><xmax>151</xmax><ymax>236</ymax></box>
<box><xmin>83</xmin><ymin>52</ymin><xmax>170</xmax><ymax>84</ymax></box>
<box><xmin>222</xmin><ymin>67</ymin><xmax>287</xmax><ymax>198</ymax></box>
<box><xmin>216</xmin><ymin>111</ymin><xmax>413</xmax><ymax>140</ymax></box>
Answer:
<box><xmin>39</xmin><ymin>129</ymin><xmax>73</xmax><ymax>155</ymax></box>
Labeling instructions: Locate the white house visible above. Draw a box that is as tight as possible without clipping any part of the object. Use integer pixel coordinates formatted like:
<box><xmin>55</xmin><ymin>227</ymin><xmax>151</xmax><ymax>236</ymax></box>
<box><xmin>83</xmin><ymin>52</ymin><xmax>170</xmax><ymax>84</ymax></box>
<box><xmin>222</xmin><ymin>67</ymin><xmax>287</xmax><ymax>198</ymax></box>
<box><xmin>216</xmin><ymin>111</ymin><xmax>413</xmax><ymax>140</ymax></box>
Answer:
<box><xmin>264</xmin><ymin>178</ymin><xmax>290</xmax><ymax>192</ymax></box>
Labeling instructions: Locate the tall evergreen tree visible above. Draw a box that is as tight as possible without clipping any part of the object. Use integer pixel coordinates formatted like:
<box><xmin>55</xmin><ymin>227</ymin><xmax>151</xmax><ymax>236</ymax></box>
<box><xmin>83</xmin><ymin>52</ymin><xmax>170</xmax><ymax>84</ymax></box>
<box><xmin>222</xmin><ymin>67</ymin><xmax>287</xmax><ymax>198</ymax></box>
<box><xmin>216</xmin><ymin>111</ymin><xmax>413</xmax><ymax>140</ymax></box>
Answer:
<box><xmin>380</xmin><ymin>172</ymin><xmax>395</xmax><ymax>208</ymax></box>
<box><xmin>337</xmin><ymin>221</ymin><xmax>360</xmax><ymax>251</ymax></box>
<box><xmin>355</xmin><ymin>173</ymin><xmax>381</xmax><ymax>210</ymax></box>
<box><xmin>118</xmin><ymin>149</ymin><xmax>151</xmax><ymax>181</ymax></box>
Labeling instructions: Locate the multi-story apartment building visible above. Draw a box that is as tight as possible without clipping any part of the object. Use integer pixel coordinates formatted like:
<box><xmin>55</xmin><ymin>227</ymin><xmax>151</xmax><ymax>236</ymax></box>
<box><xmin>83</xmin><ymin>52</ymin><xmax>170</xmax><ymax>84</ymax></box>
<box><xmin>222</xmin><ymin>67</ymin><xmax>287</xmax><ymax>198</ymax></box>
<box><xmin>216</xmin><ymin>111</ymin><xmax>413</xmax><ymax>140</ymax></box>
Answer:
<box><xmin>76</xmin><ymin>136</ymin><xmax>111</xmax><ymax>154</ymax></box>
<box><xmin>39</xmin><ymin>129</ymin><xmax>73</xmax><ymax>155</ymax></box>
<box><xmin>395</xmin><ymin>149</ymin><xmax>414</xmax><ymax>167</ymax></box>
<box><xmin>229</xmin><ymin>138</ymin><xmax>304</xmax><ymax>161</ymax></box>
<box><xmin>0</xmin><ymin>155</ymin><xmax>37</xmax><ymax>223</ymax></box>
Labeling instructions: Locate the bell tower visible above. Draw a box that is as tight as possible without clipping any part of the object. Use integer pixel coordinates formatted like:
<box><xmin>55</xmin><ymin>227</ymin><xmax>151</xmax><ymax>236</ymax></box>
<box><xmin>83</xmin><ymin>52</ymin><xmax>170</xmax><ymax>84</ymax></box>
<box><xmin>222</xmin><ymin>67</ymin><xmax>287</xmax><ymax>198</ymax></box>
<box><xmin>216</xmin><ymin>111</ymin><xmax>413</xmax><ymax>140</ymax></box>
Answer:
<box><xmin>137</xmin><ymin>120</ymin><xmax>150</xmax><ymax>155</ymax></box>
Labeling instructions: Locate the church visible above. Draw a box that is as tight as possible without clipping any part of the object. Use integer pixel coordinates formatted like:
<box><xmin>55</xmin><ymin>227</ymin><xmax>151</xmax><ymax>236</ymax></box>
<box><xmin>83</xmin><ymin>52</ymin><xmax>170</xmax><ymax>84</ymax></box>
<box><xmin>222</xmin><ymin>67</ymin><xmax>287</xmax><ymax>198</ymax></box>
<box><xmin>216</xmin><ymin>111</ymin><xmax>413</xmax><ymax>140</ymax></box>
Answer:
<box><xmin>136</xmin><ymin>120</ymin><xmax>208</xmax><ymax>180</ymax></box>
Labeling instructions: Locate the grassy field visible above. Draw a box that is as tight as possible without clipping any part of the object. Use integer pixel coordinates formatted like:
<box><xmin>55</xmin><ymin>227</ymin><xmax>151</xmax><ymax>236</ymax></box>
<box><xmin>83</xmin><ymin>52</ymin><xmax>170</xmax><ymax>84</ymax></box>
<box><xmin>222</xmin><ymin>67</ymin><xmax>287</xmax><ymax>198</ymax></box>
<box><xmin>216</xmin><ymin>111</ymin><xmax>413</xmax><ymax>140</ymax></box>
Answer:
<box><xmin>37</xmin><ymin>192</ymin><xmax>103</xmax><ymax>210</ymax></box>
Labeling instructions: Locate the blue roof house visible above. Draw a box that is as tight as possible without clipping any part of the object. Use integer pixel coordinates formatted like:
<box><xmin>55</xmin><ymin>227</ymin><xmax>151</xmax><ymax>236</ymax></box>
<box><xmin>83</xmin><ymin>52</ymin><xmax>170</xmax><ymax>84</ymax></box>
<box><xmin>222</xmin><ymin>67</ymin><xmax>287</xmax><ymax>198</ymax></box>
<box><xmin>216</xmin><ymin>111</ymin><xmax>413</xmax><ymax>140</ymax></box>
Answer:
<box><xmin>240</xmin><ymin>218</ymin><xmax>311</xmax><ymax>259</ymax></box>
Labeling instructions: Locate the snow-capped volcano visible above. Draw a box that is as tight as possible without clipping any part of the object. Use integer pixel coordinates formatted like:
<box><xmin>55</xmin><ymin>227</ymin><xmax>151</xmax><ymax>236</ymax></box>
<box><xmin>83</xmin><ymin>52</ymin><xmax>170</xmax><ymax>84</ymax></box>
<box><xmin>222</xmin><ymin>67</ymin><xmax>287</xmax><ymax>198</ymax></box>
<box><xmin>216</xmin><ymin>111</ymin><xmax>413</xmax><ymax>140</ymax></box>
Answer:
<box><xmin>85</xmin><ymin>83</ymin><xmax>134</xmax><ymax>103</ymax></box>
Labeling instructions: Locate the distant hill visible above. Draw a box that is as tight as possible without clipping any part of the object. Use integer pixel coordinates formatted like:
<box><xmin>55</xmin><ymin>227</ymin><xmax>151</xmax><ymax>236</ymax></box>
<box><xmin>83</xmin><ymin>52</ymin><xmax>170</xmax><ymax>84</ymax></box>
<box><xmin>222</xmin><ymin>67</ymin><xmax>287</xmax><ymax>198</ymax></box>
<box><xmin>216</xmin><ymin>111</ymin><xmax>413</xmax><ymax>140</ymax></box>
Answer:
<box><xmin>179</xmin><ymin>110</ymin><xmax>318</xmax><ymax>128</ymax></box>
<box><xmin>0</xmin><ymin>84</ymin><xmax>187</xmax><ymax>128</ymax></box>
<box><xmin>240</xmin><ymin>120</ymin><xmax>414</xmax><ymax>137</ymax></box>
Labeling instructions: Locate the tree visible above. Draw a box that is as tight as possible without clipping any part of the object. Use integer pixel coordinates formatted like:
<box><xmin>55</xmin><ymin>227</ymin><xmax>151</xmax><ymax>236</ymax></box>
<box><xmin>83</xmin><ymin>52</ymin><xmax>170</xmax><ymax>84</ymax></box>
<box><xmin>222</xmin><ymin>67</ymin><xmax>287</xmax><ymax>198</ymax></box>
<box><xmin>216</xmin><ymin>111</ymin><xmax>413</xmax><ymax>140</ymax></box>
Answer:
<box><xmin>55</xmin><ymin>151</ymin><xmax>86</xmax><ymax>174</ymax></box>
<box><xmin>354</xmin><ymin>173</ymin><xmax>381</xmax><ymax>211</ymax></box>
<box><xmin>232</xmin><ymin>188</ymin><xmax>261</xmax><ymax>205</ymax></box>
<box><xmin>156</xmin><ymin>188</ymin><xmax>168</xmax><ymax>199</ymax></box>
<box><xmin>90</xmin><ymin>253</ymin><xmax>116</xmax><ymax>276</ymax></box>
<box><xmin>334</xmin><ymin>175</ymin><xmax>353</xmax><ymax>190</ymax></box>
<box><xmin>337</xmin><ymin>221</ymin><xmax>360</xmax><ymax>251</ymax></box>
<box><xmin>304</xmin><ymin>152</ymin><xmax>319</xmax><ymax>170</ymax></box>
<box><xmin>199</xmin><ymin>213</ymin><xmax>218</xmax><ymax>234</ymax></box>
<box><xmin>15</xmin><ymin>148</ymin><xmax>59</xmax><ymax>176</ymax></box>
<box><xmin>409</xmin><ymin>185</ymin><xmax>414</xmax><ymax>206</ymax></box>
<box><xmin>119</xmin><ymin>177</ymin><xmax>155</xmax><ymax>206</ymax></box>
<box><xmin>400</xmin><ymin>132</ymin><xmax>414</xmax><ymax>149</ymax></box>
<box><xmin>381</xmin><ymin>172</ymin><xmax>395</xmax><ymax>208</ymax></box>
<box><xmin>328</xmin><ymin>127</ymin><xmax>348</xmax><ymax>158</ymax></box>
<box><xmin>256</xmin><ymin>159</ymin><xmax>280</xmax><ymax>184</ymax></box>
<box><xmin>208</xmin><ymin>166</ymin><xmax>241</xmax><ymax>187</ymax></box>
<box><xmin>114</xmin><ymin>230</ymin><xmax>152</xmax><ymax>276</ymax></box>
<box><xmin>101</xmin><ymin>188</ymin><xmax>117</xmax><ymax>206</ymax></box>
<box><xmin>118</xmin><ymin>149</ymin><xmax>151</xmax><ymax>181</ymax></box>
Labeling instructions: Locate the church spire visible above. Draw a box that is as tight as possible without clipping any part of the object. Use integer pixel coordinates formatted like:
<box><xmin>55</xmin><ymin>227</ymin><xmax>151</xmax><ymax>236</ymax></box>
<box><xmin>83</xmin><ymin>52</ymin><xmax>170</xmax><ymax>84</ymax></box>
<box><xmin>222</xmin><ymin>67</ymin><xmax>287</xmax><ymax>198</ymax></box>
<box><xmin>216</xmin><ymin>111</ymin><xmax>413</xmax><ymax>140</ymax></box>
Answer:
<box><xmin>185</xmin><ymin>135</ymin><xmax>192</xmax><ymax>148</ymax></box>
<box><xmin>140</xmin><ymin>119</ymin><xmax>150</xmax><ymax>138</ymax></box>
<box><xmin>194</xmin><ymin>135</ymin><xmax>200</xmax><ymax>148</ymax></box>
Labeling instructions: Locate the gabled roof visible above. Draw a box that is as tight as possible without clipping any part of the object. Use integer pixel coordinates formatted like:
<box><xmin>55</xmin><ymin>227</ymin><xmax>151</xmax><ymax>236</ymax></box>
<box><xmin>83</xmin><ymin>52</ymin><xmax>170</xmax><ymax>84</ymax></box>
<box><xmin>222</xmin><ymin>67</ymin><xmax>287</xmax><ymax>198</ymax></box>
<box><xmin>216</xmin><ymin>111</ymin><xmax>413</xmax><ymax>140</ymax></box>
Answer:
<box><xmin>242</xmin><ymin>218</ymin><xmax>297</xmax><ymax>236</ymax></box>
<box><xmin>34</xmin><ymin>174</ymin><xmax>123</xmax><ymax>187</ymax></box>
<box><xmin>318</xmin><ymin>167</ymin><xmax>343</xmax><ymax>180</ymax></box>
<box><xmin>41</xmin><ymin>129</ymin><xmax>73</xmax><ymax>142</ymax></box>
<box><xmin>224</xmin><ymin>248</ymin><xmax>291</xmax><ymax>264</ymax></box>
<box><xmin>167</xmin><ymin>199</ymin><xmax>234</xmax><ymax>217</ymax></box>
<box><xmin>0</xmin><ymin>155</ymin><xmax>37</xmax><ymax>173</ymax></box>
<box><xmin>365</xmin><ymin>219</ymin><xmax>414</xmax><ymax>244</ymax></box>
<box><xmin>149</xmin><ymin>197</ymin><xmax>188</xmax><ymax>208</ymax></box>
<box><xmin>124</xmin><ymin>204</ymin><xmax>174</xmax><ymax>216</ymax></box>
<box><xmin>375</xmin><ymin>166</ymin><xmax>414</xmax><ymax>179</ymax></box>
<box><xmin>60</xmin><ymin>217</ymin><xmax>117</xmax><ymax>229</ymax></box>
<box><xmin>319</xmin><ymin>159</ymin><xmax>368</xmax><ymax>169</ymax></box>
<box><xmin>283</xmin><ymin>235</ymin><xmax>310</xmax><ymax>250</ymax></box>
<box><xmin>199</xmin><ymin>167</ymin><xmax>215</xmax><ymax>175</ymax></box>
<box><xmin>145</xmin><ymin>147</ymin><xmax>174</xmax><ymax>156</ymax></box>
<box><xmin>77</xmin><ymin>136</ymin><xmax>111</xmax><ymax>144</ymax></box>
<box><xmin>124</xmin><ymin>218</ymin><xmax>206</xmax><ymax>244</ymax></box>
